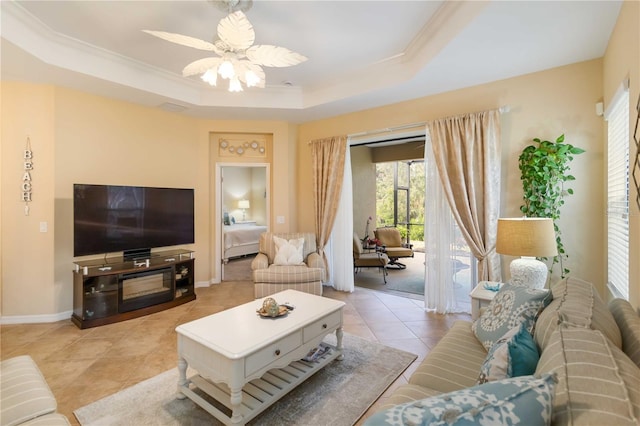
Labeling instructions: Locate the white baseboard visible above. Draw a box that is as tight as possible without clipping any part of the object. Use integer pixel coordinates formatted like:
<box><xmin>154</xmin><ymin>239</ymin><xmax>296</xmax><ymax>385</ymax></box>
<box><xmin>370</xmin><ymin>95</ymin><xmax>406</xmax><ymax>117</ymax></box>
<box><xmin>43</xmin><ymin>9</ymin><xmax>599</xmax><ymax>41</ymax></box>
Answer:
<box><xmin>196</xmin><ymin>280</ymin><xmax>216</xmax><ymax>288</ymax></box>
<box><xmin>1</xmin><ymin>310</ymin><xmax>73</xmax><ymax>325</ymax></box>
<box><xmin>1</xmin><ymin>281</ymin><xmax>220</xmax><ymax>324</ymax></box>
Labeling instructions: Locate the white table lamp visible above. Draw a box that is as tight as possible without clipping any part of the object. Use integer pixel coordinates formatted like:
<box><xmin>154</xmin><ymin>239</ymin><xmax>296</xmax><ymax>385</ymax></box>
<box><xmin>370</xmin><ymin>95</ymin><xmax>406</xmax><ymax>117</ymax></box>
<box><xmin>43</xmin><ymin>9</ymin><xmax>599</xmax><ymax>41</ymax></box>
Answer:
<box><xmin>496</xmin><ymin>217</ymin><xmax>558</xmax><ymax>289</ymax></box>
<box><xmin>238</xmin><ymin>199</ymin><xmax>250</xmax><ymax>221</ymax></box>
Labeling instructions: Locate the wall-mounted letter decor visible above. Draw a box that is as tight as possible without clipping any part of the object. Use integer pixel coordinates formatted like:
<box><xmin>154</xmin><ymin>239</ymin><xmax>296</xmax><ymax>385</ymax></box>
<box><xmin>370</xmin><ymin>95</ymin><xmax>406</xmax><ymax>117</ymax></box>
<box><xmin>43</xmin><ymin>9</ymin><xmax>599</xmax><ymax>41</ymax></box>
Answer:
<box><xmin>22</xmin><ymin>137</ymin><xmax>33</xmax><ymax>215</ymax></box>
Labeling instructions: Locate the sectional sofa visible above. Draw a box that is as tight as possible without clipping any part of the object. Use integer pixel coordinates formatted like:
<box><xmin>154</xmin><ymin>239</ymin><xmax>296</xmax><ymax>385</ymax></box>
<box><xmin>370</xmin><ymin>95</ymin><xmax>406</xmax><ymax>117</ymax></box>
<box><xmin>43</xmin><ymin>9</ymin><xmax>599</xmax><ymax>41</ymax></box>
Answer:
<box><xmin>366</xmin><ymin>277</ymin><xmax>640</xmax><ymax>425</ymax></box>
<box><xmin>0</xmin><ymin>355</ymin><xmax>70</xmax><ymax>425</ymax></box>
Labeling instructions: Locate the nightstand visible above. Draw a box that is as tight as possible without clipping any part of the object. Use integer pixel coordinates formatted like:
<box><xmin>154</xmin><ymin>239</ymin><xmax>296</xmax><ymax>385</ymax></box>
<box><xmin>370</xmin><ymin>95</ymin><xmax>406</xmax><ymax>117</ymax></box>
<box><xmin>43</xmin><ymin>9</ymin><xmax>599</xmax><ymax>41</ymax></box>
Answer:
<box><xmin>469</xmin><ymin>281</ymin><xmax>503</xmax><ymax>320</ymax></box>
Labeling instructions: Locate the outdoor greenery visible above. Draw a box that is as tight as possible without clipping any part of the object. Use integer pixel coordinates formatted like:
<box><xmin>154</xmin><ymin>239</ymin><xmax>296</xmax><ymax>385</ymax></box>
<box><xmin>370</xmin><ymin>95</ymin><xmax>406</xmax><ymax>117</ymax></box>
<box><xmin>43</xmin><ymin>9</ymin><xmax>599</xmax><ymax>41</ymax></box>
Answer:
<box><xmin>518</xmin><ymin>134</ymin><xmax>585</xmax><ymax>277</ymax></box>
<box><xmin>375</xmin><ymin>161</ymin><xmax>425</xmax><ymax>243</ymax></box>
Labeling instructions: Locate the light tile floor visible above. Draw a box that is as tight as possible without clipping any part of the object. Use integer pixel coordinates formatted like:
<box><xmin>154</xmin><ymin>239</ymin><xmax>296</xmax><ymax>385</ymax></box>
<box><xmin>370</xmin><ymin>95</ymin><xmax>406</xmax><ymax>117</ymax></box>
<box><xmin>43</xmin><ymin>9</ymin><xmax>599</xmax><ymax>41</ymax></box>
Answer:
<box><xmin>0</xmin><ymin>282</ymin><xmax>470</xmax><ymax>425</ymax></box>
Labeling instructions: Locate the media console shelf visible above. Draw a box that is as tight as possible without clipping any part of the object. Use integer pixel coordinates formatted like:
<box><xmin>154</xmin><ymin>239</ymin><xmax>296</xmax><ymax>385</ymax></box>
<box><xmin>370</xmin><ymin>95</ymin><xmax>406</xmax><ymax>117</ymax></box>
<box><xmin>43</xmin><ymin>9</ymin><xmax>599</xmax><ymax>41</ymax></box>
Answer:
<box><xmin>72</xmin><ymin>249</ymin><xmax>195</xmax><ymax>329</ymax></box>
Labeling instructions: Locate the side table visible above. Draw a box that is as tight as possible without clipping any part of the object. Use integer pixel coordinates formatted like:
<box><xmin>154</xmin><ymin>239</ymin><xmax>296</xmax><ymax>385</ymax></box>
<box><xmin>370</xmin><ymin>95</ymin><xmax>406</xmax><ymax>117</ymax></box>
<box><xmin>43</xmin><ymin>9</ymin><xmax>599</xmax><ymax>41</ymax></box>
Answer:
<box><xmin>469</xmin><ymin>281</ymin><xmax>502</xmax><ymax>320</ymax></box>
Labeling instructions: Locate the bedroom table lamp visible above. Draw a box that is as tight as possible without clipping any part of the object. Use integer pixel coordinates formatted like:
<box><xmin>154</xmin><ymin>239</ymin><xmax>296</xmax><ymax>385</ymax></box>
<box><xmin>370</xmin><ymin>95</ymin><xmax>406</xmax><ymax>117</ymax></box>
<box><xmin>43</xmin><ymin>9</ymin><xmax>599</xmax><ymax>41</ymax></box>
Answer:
<box><xmin>238</xmin><ymin>199</ymin><xmax>250</xmax><ymax>221</ymax></box>
<box><xmin>496</xmin><ymin>217</ymin><xmax>558</xmax><ymax>289</ymax></box>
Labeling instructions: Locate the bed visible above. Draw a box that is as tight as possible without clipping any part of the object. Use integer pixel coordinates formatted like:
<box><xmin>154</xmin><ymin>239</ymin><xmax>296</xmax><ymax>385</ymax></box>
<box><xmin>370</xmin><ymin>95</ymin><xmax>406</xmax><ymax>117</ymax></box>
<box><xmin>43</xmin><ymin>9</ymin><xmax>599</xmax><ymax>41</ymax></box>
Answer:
<box><xmin>223</xmin><ymin>223</ymin><xmax>267</xmax><ymax>263</ymax></box>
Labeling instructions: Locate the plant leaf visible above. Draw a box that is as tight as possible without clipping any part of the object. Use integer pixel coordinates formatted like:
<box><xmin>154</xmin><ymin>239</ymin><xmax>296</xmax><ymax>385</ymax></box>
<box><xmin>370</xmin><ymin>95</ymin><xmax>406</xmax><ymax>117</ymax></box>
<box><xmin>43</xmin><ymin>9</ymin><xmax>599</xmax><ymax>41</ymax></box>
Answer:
<box><xmin>570</xmin><ymin>147</ymin><xmax>586</xmax><ymax>154</ymax></box>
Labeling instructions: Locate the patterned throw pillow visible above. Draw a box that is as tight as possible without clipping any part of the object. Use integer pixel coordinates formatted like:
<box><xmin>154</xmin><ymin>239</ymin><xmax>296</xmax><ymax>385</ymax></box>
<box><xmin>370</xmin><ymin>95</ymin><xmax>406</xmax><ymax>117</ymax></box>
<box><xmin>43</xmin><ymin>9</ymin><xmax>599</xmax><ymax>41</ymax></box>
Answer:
<box><xmin>472</xmin><ymin>283</ymin><xmax>552</xmax><ymax>351</ymax></box>
<box><xmin>273</xmin><ymin>236</ymin><xmax>305</xmax><ymax>265</ymax></box>
<box><xmin>364</xmin><ymin>373</ymin><xmax>557</xmax><ymax>426</ymax></box>
<box><xmin>477</xmin><ymin>322</ymin><xmax>539</xmax><ymax>384</ymax></box>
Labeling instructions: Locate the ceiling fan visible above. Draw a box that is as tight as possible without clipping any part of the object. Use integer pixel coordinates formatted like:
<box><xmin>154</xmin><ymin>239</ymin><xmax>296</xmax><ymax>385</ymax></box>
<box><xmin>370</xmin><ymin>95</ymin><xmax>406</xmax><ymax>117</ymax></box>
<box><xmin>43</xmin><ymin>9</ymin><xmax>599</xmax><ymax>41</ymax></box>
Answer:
<box><xmin>143</xmin><ymin>8</ymin><xmax>307</xmax><ymax>92</ymax></box>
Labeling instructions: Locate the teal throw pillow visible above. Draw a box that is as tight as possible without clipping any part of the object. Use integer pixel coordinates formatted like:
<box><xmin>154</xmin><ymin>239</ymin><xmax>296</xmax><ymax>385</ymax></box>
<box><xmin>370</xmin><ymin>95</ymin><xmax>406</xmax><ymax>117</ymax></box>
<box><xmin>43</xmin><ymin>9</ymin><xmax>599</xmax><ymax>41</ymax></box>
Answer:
<box><xmin>364</xmin><ymin>373</ymin><xmax>557</xmax><ymax>426</ymax></box>
<box><xmin>472</xmin><ymin>283</ymin><xmax>552</xmax><ymax>351</ymax></box>
<box><xmin>477</xmin><ymin>322</ymin><xmax>539</xmax><ymax>384</ymax></box>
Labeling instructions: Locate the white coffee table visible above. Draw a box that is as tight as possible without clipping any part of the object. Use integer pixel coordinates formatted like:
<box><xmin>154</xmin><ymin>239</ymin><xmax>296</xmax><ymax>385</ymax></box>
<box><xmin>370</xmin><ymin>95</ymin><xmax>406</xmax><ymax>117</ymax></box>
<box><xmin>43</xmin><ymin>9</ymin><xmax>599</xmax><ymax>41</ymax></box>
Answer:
<box><xmin>175</xmin><ymin>289</ymin><xmax>345</xmax><ymax>425</ymax></box>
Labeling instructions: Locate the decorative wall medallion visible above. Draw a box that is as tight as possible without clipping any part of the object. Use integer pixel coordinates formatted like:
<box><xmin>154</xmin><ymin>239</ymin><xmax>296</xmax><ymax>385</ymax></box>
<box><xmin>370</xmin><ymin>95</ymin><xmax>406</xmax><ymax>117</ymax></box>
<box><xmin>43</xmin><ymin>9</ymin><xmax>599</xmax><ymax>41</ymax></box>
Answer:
<box><xmin>218</xmin><ymin>137</ymin><xmax>267</xmax><ymax>157</ymax></box>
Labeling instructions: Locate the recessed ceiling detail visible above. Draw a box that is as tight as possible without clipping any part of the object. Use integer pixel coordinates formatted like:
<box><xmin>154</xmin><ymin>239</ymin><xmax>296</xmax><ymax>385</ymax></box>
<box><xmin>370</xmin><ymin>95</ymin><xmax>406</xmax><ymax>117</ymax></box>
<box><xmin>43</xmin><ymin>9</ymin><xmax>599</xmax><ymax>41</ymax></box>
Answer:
<box><xmin>0</xmin><ymin>1</ymin><xmax>623</xmax><ymax>122</ymax></box>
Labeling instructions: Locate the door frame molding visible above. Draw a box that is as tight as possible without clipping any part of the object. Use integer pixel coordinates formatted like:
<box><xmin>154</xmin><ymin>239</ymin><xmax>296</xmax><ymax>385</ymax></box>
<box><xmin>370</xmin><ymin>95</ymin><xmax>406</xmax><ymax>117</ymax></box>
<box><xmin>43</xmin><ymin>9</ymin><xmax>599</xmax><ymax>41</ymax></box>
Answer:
<box><xmin>214</xmin><ymin>162</ymin><xmax>270</xmax><ymax>282</ymax></box>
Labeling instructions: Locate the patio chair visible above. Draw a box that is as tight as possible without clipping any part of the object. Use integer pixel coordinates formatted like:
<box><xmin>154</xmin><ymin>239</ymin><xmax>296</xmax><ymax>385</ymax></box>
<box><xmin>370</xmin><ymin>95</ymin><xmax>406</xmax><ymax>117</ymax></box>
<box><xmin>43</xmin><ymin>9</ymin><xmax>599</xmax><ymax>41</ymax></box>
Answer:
<box><xmin>374</xmin><ymin>227</ymin><xmax>414</xmax><ymax>269</ymax></box>
<box><xmin>353</xmin><ymin>233</ymin><xmax>389</xmax><ymax>283</ymax></box>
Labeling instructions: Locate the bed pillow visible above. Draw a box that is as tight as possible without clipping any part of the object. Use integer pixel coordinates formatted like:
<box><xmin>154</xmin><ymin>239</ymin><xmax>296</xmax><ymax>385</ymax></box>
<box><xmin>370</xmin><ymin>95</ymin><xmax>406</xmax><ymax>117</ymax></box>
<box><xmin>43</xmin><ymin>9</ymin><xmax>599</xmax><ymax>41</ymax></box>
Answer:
<box><xmin>477</xmin><ymin>322</ymin><xmax>539</xmax><ymax>384</ymax></box>
<box><xmin>472</xmin><ymin>282</ymin><xmax>552</xmax><ymax>351</ymax></box>
<box><xmin>273</xmin><ymin>236</ymin><xmax>305</xmax><ymax>265</ymax></box>
<box><xmin>364</xmin><ymin>373</ymin><xmax>557</xmax><ymax>426</ymax></box>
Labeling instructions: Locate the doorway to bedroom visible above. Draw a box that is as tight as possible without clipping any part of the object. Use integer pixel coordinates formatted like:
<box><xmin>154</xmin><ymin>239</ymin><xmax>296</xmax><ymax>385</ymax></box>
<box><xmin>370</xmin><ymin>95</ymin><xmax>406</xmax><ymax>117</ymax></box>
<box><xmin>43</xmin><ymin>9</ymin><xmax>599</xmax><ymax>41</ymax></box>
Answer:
<box><xmin>218</xmin><ymin>164</ymin><xmax>269</xmax><ymax>281</ymax></box>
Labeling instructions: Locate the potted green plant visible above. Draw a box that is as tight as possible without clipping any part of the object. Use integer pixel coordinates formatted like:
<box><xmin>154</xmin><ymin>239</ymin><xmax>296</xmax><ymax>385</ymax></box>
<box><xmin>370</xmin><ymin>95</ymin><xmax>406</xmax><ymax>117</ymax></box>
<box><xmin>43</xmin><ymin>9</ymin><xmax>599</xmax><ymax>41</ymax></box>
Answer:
<box><xmin>519</xmin><ymin>134</ymin><xmax>585</xmax><ymax>277</ymax></box>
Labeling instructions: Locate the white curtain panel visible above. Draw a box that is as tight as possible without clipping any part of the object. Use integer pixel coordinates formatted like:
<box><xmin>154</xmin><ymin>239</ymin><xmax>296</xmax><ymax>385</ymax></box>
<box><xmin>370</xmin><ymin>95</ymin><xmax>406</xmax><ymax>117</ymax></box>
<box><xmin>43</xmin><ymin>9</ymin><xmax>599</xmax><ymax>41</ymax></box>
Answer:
<box><xmin>424</xmin><ymin>129</ymin><xmax>462</xmax><ymax>313</ymax></box>
<box><xmin>327</xmin><ymin>143</ymin><xmax>355</xmax><ymax>292</ymax></box>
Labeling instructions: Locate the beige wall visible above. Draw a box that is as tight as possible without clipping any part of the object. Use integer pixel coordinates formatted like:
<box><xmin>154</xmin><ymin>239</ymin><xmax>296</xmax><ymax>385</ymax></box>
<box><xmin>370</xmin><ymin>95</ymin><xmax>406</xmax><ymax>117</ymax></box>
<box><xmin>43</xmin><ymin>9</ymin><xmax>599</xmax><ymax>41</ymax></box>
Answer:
<box><xmin>1</xmin><ymin>83</ymin><xmax>57</xmax><ymax>316</ymax></box>
<box><xmin>371</xmin><ymin>141</ymin><xmax>424</xmax><ymax>163</ymax></box>
<box><xmin>350</xmin><ymin>146</ymin><xmax>377</xmax><ymax>241</ymax></box>
<box><xmin>603</xmin><ymin>0</ymin><xmax>640</xmax><ymax>308</ymax></box>
<box><xmin>221</xmin><ymin>165</ymin><xmax>268</xmax><ymax>225</ymax></box>
<box><xmin>298</xmin><ymin>59</ymin><xmax>607</xmax><ymax>294</ymax></box>
<box><xmin>0</xmin><ymin>83</ymin><xmax>297</xmax><ymax>318</ymax></box>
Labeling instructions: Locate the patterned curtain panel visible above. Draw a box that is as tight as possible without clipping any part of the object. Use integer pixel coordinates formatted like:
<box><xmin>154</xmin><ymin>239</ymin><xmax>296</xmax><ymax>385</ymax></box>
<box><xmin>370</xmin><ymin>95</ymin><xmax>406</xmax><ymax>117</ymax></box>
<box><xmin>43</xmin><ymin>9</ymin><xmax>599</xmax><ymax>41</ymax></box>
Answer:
<box><xmin>310</xmin><ymin>135</ymin><xmax>348</xmax><ymax>280</ymax></box>
<box><xmin>326</xmin><ymin>145</ymin><xmax>355</xmax><ymax>292</ymax></box>
<box><xmin>428</xmin><ymin>110</ymin><xmax>502</xmax><ymax>283</ymax></box>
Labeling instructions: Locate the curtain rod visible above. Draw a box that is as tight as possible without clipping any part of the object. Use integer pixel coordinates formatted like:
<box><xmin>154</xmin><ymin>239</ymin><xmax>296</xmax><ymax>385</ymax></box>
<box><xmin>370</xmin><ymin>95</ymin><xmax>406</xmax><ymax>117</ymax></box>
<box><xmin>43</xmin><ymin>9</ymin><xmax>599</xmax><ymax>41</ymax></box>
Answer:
<box><xmin>348</xmin><ymin>105</ymin><xmax>510</xmax><ymax>139</ymax></box>
<box><xmin>349</xmin><ymin>122</ymin><xmax>426</xmax><ymax>138</ymax></box>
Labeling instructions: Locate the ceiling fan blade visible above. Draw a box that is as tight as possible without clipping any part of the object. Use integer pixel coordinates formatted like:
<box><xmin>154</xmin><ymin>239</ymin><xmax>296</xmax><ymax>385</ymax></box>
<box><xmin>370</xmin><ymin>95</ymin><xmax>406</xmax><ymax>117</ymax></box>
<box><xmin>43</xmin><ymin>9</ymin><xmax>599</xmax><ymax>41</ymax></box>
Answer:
<box><xmin>246</xmin><ymin>45</ymin><xmax>308</xmax><ymax>67</ymax></box>
<box><xmin>217</xmin><ymin>11</ymin><xmax>255</xmax><ymax>51</ymax></box>
<box><xmin>142</xmin><ymin>30</ymin><xmax>216</xmax><ymax>51</ymax></box>
<box><xmin>183</xmin><ymin>57</ymin><xmax>223</xmax><ymax>77</ymax></box>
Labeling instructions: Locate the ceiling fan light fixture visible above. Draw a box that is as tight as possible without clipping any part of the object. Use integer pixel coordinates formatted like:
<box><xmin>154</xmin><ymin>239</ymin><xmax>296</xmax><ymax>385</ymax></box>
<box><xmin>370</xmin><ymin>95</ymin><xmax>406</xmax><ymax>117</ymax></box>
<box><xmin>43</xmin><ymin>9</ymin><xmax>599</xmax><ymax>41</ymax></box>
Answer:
<box><xmin>229</xmin><ymin>76</ymin><xmax>243</xmax><ymax>92</ymax></box>
<box><xmin>218</xmin><ymin>60</ymin><xmax>235</xmax><ymax>79</ymax></box>
<box><xmin>201</xmin><ymin>68</ymin><xmax>218</xmax><ymax>86</ymax></box>
<box><xmin>245</xmin><ymin>70</ymin><xmax>261</xmax><ymax>87</ymax></box>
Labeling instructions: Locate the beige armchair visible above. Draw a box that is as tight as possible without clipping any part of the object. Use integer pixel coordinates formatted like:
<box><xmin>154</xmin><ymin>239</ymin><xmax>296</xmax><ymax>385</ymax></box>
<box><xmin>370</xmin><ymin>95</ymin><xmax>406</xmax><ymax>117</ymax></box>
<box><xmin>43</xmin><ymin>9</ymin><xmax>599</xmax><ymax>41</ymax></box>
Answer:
<box><xmin>353</xmin><ymin>233</ymin><xmax>389</xmax><ymax>283</ymax></box>
<box><xmin>374</xmin><ymin>227</ymin><xmax>414</xmax><ymax>269</ymax></box>
<box><xmin>251</xmin><ymin>232</ymin><xmax>325</xmax><ymax>298</ymax></box>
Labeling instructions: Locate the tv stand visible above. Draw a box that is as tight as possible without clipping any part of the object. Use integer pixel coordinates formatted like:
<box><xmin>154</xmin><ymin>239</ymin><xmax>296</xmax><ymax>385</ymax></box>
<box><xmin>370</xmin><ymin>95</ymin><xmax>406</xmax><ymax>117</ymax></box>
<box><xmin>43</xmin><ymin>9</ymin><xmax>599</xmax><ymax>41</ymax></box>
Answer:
<box><xmin>71</xmin><ymin>249</ymin><xmax>195</xmax><ymax>329</ymax></box>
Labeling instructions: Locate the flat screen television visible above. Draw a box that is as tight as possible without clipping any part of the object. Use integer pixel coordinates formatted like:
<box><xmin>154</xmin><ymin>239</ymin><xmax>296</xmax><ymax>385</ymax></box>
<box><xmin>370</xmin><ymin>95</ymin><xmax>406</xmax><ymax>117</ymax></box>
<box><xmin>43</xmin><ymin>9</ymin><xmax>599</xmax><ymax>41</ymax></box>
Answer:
<box><xmin>73</xmin><ymin>184</ymin><xmax>194</xmax><ymax>259</ymax></box>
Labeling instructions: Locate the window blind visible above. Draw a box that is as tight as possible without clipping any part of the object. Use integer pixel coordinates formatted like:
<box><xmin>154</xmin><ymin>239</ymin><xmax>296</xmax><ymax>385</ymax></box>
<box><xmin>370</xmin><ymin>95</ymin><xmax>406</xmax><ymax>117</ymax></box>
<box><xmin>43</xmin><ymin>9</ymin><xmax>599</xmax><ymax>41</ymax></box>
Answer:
<box><xmin>606</xmin><ymin>88</ymin><xmax>629</xmax><ymax>299</ymax></box>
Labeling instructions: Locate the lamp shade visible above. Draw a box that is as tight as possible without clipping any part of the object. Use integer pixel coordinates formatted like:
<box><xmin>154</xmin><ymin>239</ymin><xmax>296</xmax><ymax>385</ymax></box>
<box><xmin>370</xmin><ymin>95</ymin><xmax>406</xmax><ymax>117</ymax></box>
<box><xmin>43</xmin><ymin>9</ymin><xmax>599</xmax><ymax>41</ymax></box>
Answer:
<box><xmin>496</xmin><ymin>218</ymin><xmax>557</xmax><ymax>257</ymax></box>
<box><xmin>238</xmin><ymin>199</ymin><xmax>250</xmax><ymax>209</ymax></box>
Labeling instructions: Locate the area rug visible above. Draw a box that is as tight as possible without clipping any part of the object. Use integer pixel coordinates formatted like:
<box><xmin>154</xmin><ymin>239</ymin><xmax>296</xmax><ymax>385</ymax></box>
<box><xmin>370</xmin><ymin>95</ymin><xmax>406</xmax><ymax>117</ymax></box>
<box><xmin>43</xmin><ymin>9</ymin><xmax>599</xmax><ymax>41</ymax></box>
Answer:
<box><xmin>74</xmin><ymin>333</ymin><xmax>417</xmax><ymax>426</ymax></box>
